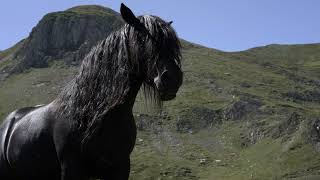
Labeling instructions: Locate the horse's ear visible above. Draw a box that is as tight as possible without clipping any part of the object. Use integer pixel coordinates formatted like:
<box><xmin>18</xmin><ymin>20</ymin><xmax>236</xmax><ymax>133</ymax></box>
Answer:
<box><xmin>168</xmin><ymin>21</ymin><xmax>173</xmax><ymax>25</ymax></box>
<box><xmin>120</xmin><ymin>3</ymin><xmax>149</xmax><ymax>35</ymax></box>
<box><xmin>120</xmin><ymin>3</ymin><xmax>138</xmax><ymax>26</ymax></box>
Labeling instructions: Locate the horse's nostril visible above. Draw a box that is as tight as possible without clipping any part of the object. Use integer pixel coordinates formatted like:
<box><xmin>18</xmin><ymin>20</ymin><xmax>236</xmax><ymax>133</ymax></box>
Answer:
<box><xmin>161</xmin><ymin>71</ymin><xmax>169</xmax><ymax>81</ymax></box>
<box><xmin>154</xmin><ymin>77</ymin><xmax>167</xmax><ymax>91</ymax></box>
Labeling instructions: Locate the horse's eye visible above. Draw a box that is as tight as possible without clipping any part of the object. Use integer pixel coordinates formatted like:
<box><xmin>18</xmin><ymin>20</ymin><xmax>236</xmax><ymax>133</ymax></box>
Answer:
<box><xmin>138</xmin><ymin>36</ymin><xmax>145</xmax><ymax>43</ymax></box>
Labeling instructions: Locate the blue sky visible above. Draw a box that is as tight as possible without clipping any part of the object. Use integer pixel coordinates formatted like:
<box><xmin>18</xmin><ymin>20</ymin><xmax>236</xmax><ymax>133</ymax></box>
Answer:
<box><xmin>1</xmin><ymin>0</ymin><xmax>319</xmax><ymax>52</ymax></box>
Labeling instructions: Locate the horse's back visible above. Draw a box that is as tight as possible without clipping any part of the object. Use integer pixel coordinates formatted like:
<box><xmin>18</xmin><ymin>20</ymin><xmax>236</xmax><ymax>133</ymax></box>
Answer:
<box><xmin>0</xmin><ymin>104</ymin><xmax>60</xmax><ymax>179</ymax></box>
<box><xmin>0</xmin><ymin>106</ymin><xmax>41</xmax><ymax>179</ymax></box>
<box><xmin>0</xmin><ymin>110</ymin><xmax>18</xmax><ymax>179</ymax></box>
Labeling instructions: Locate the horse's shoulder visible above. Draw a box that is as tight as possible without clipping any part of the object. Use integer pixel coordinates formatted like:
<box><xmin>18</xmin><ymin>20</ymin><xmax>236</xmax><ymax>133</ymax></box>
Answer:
<box><xmin>13</xmin><ymin>104</ymin><xmax>45</xmax><ymax>120</ymax></box>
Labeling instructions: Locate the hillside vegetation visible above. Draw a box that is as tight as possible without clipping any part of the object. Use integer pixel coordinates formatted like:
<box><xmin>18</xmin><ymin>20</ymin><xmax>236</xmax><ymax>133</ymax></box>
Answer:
<box><xmin>1</xmin><ymin>5</ymin><xmax>320</xmax><ymax>180</ymax></box>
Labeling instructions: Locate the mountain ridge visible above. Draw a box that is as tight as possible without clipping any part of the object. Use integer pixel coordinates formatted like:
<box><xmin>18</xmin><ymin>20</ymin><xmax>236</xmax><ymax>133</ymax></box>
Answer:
<box><xmin>1</xmin><ymin>5</ymin><xmax>320</xmax><ymax>179</ymax></box>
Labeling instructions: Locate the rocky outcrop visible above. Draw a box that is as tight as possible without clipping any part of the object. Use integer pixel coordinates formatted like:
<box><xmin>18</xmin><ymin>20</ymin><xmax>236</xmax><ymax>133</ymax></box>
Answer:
<box><xmin>176</xmin><ymin>107</ymin><xmax>222</xmax><ymax>133</ymax></box>
<box><xmin>175</xmin><ymin>98</ymin><xmax>263</xmax><ymax>133</ymax></box>
<box><xmin>284</xmin><ymin>90</ymin><xmax>320</xmax><ymax>103</ymax></box>
<box><xmin>135</xmin><ymin>112</ymin><xmax>171</xmax><ymax>133</ymax></box>
<box><xmin>271</xmin><ymin>112</ymin><xmax>301</xmax><ymax>139</ymax></box>
<box><xmin>3</xmin><ymin>5</ymin><xmax>124</xmax><ymax>74</ymax></box>
<box><xmin>223</xmin><ymin>98</ymin><xmax>262</xmax><ymax>121</ymax></box>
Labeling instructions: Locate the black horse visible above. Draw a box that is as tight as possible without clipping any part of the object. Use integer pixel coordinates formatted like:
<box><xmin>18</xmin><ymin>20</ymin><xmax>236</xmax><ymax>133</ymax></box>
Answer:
<box><xmin>0</xmin><ymin>3</ymin><xmax>182</xmax><ymax>180</ymax></box>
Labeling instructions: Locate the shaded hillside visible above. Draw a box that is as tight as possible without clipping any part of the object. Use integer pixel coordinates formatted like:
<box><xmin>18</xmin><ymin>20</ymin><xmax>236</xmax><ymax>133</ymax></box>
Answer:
<box><xmin>1</xmin><ymin>5</ymin><xmax>320</xmax><ymax>180</ymax></box>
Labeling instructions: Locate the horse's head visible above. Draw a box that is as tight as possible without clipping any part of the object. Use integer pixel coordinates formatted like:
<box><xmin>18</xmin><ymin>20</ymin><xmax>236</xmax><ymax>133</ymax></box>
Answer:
<box><xmin>120</xmin><ymin>3</ymin><xmax>183</xmax><ymax>101</ymax></box>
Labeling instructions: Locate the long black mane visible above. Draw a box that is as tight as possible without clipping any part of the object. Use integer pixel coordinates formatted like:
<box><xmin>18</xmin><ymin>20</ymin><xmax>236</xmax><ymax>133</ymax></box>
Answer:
<box><xmin>56</xmin><ymin>15</ymin><xmax>181</xmax><ymax>145</ymax></box>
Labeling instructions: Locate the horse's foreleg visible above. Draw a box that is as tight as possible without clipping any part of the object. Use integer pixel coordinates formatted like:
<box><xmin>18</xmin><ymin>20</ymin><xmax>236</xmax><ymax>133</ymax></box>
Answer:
<box><xmin>101</xmin><ymin>158</ymin><xmax>130</xmax><ymax>180</ymax></box>
<box><xmin>60</xmin><ymin>158</ymin><xmax>87</xmax><ymax>180</ymax></box>
<box><xmin>57</xmin><ymin>144</ymin><xmax>87</xmax><ymax>180</ymax></box>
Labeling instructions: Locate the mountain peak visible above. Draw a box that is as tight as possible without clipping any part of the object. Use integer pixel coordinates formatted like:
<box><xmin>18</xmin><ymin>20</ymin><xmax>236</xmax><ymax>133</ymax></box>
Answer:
<box><xmin>1</xmin><ymin>5</ymin><xmax>124</xmax><ymax>74</ymax></box>
<box><xmin>66</xmin><ymin>5</ymin><xmax>119</xmax><ymax>16</ymax></box>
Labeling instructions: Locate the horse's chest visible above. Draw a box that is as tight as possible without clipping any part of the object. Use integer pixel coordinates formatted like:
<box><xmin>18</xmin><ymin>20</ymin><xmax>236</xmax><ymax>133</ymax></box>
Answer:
<box><xmin>102</xmin><ymin>120</ymin><xmax>136</xmax><ymax>154</ymax></box>
<box><xmin>87</xmin><ymin>118</ymin><xmax>137</xmax><ymax>166</ymax></box>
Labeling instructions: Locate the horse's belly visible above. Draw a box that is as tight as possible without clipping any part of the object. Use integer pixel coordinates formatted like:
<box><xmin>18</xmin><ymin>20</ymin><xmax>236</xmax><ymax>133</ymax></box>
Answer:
<box><xmin>7</xmin><ymin>113</ymin><xmax>60</xmax><ymax>179</ymax></box>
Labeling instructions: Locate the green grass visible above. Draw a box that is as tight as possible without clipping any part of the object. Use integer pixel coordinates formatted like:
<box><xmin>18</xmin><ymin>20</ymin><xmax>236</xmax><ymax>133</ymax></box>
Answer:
<box><xmin>0</xmin><ymin>42</ymin><xmax>19</xmax><ymax>60</ymax></box>
<box><xmin>41</xmin><ymin>5</ymin><xmax>122</xmax><ymax>24</ymax></box>
<box><xmin>0</xmin><ymin>40</ymin><xmax>24</xmax><ymax>69</ymax></box>
<box><xmin>67</xmin><ymin>5</ymin><xmax>120</xmax><ymax>17</ymax></box>
<box><xmin>0</xmin><ymin>62</ymin><xmax>77</xmax><ymax>120</ymax></box>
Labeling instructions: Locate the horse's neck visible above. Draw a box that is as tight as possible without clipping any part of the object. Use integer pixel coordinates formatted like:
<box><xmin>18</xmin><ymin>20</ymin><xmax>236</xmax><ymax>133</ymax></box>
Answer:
<box><xmin>119</xmin><ymin>76</ymin><xmax>142</xmax><ymax>111</ymax></box>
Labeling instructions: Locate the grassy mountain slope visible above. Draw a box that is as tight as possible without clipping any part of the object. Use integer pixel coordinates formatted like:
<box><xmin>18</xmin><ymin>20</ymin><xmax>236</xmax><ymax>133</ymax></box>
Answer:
<box><xmin>130</xmin><ymin>42</ymin><xmax>320</xmax><ymax>180</ymax></box>
<box><xmin>1</xmin><ymin>5</ymin><xmax>320</xmax><ymax>180</ymax></box>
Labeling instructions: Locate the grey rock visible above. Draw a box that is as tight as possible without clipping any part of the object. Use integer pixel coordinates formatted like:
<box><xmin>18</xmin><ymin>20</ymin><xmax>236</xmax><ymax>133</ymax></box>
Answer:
<box><xmin>284</xmin><ymin>90</ymin><xmax>320</xmax><ymax>103</ymax></box>
<box><xmin>271</xmin><ymin>112</ymin><xmax>301</xmax><ymax>139</ymax></box>
<box><xmin>3</xmin><ymin>5</ymin><xmax>124</xmax><ymax>74</ymax></box>
<box><xmin>176</xmin><ymin>107</ymin><xmax>222</xmax><ymax>133</ymax></box>
<box><xmin>223</xmin><ymin>98</ymin><xmax>262</xmax><ymax>121</ymax></box>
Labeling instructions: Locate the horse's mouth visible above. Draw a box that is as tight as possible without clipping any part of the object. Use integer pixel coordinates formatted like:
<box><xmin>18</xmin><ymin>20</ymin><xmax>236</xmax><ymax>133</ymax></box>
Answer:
<box><xmin>160</xmin><ymin>92</ymin><xmax>176</xmax><ymax>101</ymax></box>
